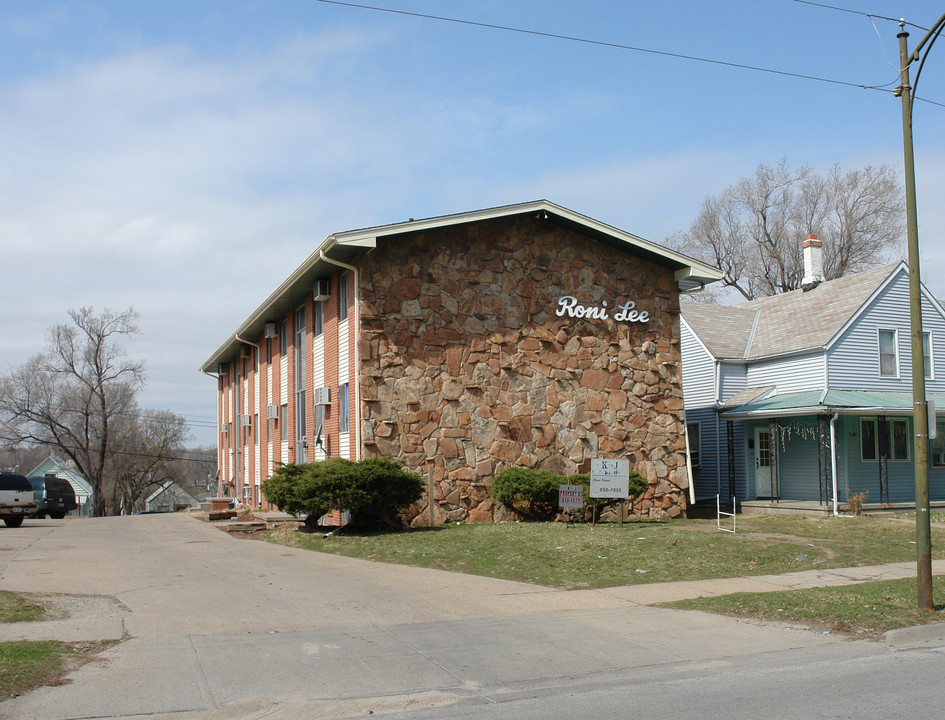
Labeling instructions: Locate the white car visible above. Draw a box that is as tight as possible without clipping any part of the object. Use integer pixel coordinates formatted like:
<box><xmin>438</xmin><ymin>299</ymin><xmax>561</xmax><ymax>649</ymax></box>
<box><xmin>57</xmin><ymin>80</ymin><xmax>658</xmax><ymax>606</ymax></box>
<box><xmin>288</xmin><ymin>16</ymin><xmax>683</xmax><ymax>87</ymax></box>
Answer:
<box><xmin>0</xmin><ymin>473</ymin><xmax>38</xmax><ymax>527</ymax></box>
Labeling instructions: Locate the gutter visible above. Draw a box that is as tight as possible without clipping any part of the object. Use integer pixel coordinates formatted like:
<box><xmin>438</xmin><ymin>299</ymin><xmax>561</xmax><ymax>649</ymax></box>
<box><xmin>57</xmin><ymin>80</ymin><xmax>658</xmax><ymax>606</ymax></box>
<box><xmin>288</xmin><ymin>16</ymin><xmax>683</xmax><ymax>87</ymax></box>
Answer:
<box><xmin>723</xmin><ymin>405</ymin><xmax>919</xmax><ymax>420</ymax></box>
<box><xmin>319</xmin><ymin>247</ymin><xmax>362</xmax><ymax>460</ymax></box>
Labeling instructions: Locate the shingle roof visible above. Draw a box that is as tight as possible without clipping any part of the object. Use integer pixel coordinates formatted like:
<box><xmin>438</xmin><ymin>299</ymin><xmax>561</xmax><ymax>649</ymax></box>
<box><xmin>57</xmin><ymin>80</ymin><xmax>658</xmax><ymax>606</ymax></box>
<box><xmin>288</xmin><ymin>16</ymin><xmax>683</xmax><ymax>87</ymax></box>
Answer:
<box><xmin>682</xmin><ymin>263</ymin><xmax>903</xmax><ymax>360</ymax></box>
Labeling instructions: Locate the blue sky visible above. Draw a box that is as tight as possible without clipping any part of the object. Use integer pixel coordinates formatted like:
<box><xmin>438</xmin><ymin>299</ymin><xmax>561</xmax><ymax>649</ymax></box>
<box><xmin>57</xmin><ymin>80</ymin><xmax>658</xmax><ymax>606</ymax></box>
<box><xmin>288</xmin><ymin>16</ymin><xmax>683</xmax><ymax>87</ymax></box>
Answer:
<box><xmin>2</xmin><ymin>1</ymin><xmax>944</xmax><ymax>445</ymax></box>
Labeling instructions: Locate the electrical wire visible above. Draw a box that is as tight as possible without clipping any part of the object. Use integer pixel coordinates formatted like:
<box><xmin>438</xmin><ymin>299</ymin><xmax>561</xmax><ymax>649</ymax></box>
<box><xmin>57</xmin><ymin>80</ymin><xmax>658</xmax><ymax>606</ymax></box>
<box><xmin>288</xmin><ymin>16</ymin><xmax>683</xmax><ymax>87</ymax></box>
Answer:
<box><xmin>791</xmin><ymin>0</ymin><xmax>929</xmax><ymax>32</ymax></box>
<box><xmin>310</xmin><ymin>0</ymin><xmax>898</xmax><ymax>93</ymax></box>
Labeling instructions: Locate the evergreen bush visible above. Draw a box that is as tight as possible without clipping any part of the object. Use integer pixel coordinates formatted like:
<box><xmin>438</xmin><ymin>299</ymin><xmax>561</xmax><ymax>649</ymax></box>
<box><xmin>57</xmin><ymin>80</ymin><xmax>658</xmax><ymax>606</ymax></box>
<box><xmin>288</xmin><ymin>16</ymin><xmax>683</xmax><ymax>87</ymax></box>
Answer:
<box><xmin>491</xmin><ymin>467</ymin><xmax>561</xmax><ymax>520</ymax></box>
<box><xmin>260</xmin><ymin>456</ymin><xmax>425</xmax><ymax>531</ymax></box>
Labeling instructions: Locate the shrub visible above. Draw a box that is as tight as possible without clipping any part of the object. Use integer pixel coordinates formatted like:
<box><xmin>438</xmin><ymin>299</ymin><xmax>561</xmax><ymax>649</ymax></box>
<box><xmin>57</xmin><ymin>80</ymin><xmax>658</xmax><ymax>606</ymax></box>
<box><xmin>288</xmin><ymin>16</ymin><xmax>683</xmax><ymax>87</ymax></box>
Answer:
<box><xmin>260</xmin><ymin>463</ymin><xmax>307</xmax><ymax>515</ymax></box>
<box><xmin>846</xmin><ymin>490</ymin><xmax>869</xmax><ymax>516</ymax></box>
<box><xmin>491</xmin><ymin>467</ymin><xmax>561</xmax><ymax>520</ymax></box>
<box><xmin>261</xmin><ymin>457</ymin><xmax>424</xmax><ymax>531</ymax></box>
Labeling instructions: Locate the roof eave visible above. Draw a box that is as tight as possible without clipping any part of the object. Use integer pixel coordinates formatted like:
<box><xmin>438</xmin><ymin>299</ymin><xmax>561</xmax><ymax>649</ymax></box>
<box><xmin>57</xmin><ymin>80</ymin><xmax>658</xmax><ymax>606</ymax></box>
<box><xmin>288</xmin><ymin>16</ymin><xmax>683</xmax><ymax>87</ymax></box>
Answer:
<box><xmin>200</xmin><ymin>200</ymin><xmax>724</xmax><ymax>373</ymax></box>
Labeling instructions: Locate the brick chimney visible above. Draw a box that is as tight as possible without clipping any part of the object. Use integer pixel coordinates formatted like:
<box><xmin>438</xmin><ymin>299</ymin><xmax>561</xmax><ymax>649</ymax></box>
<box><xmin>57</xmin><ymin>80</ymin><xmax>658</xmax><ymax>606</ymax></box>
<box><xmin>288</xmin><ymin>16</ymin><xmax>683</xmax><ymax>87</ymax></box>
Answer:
<box><xmin>801</xmin><ymin>234</ymin><xmax>824</xmax><ymax>290</ymax></box>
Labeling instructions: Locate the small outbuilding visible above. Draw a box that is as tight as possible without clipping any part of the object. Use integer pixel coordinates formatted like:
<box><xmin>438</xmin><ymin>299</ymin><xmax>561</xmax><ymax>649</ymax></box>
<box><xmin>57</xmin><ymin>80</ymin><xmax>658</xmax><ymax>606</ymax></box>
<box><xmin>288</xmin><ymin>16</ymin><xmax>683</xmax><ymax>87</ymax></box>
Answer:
<box><xmin>145</xmin><ymin>481</ymin><xmax>201</xmax><ymax>513</ymax></box>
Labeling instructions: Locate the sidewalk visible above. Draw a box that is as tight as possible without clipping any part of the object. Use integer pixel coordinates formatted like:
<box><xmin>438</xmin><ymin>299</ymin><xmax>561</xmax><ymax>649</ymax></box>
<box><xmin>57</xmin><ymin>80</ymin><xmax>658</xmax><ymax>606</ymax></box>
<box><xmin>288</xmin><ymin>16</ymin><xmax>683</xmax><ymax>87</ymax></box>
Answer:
<box><xmin>3</xmin><ymin>558</ymin><xmax>942</xmax><ymax>645</ymax></box>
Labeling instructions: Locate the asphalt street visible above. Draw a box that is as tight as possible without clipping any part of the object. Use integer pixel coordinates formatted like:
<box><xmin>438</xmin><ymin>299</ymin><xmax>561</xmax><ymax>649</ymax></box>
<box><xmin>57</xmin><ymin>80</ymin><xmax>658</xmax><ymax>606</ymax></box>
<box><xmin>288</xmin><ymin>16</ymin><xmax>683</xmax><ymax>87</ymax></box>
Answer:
<box><xmin>0</xmin><ymin>514</ymin><xmax>942</xmax><ymax>720</ymax></box>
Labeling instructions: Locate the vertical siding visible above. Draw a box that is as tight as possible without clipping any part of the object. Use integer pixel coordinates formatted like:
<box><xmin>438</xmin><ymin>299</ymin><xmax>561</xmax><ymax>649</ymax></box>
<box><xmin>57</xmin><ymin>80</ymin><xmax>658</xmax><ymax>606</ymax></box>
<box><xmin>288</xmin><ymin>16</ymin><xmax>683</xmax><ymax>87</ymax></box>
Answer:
<box><xmin>687</xmin><ymin>408</ymin><xmax>718</xmax><ymax>500</ymax></box>
<box><xmin>338</xmin><ymin>317</ymin><xmax>351</xmax><ymax>459</ymax></box>
<box><xmin>829</xmin><ymin>270</ymin><xmax>945</xmax><ymax>392</ymax></box>
<box><xmin>745</xmin><ymin>352</ymin><xmax>825</xmax><ymax>392</ymax></box>
<box><xmin>267</xmin><ymin>362</ymin><xmax>273</xmax><ymax>478</ymax></box>
<box><xmin>313</xmin><ymin>333</ymin><xmax>327</xmax><ymax>461</ymax></box>
<box><xmin>772</xmin><ymin>421</ymin><xmax>821</xmax><ymax>499</ymax></box>
<box><xmin>719</xmin><ymin>363</ymin><xmax>746</xmax><ymax>402</ymax></box>
<box><xmin>680</xmin><ymin>321</ymin><xmax>717</xmax><ymax>408</ymax></box>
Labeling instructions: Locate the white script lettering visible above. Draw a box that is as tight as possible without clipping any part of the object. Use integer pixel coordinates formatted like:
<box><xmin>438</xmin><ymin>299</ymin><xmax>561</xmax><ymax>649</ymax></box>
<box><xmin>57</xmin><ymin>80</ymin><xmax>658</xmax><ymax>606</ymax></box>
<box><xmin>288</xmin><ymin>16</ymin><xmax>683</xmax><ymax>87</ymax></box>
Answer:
<box><xmin>556</xmin><ymin>296</ymin><xmax>649</xmax><ymax>323</ymax></box>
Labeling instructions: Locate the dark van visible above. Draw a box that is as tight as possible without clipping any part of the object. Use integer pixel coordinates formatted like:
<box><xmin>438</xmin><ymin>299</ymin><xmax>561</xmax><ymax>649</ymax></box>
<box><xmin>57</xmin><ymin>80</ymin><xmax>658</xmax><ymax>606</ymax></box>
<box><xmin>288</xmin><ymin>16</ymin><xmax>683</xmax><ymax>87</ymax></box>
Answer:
<box><xmin>27</xmin><ymin>474</ymin><xmax>78</xmax><ymax>519</ymax></box>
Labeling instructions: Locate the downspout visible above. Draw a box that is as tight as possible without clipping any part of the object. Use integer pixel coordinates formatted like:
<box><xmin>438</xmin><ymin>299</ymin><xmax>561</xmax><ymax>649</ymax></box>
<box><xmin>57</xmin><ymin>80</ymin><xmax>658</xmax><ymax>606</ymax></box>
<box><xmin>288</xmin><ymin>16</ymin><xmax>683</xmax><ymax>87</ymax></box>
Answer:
<box><xmin>830</xmin><ymin>412</ymin><xmax>840</xmax><ymax>516</ymax></box>
<box><xmin>235</xmin><ymin>334</ymin><xmax>260</xmax><ymax>351</ymax></box>
<box><xmin>319</xmin><ymin>249</ymin><xmax>361</xmax><ymax>459</ymax></box>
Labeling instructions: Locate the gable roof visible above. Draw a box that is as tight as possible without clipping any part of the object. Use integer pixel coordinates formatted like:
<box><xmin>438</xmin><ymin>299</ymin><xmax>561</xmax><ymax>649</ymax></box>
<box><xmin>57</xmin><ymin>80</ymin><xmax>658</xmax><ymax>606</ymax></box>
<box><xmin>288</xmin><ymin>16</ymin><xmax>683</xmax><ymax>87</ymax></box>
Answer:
<box><xmin>146</xmin><ymin>481</ymin><xmax>199</xmax><ymax>507</ymax></box>
<box><xmin>201</xmin><ymin>200</ymin><xmax>724</xmax><ymax>373</ymax></box>
<box><xmin>682</xmin><ymin>262</ymin><xmax>905</xmax><ymax>361</ymax></box>
<box><xmin>27</xmin><ymin>456</ymin><xmax>94</xmax><ymax>497</ymax></box>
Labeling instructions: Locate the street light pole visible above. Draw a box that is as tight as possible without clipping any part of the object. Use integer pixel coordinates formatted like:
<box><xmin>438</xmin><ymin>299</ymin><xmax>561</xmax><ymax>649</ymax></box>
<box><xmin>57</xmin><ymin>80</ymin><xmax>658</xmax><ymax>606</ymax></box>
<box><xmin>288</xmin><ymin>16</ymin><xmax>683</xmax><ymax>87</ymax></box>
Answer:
<box><xmin>895</xmin><ymin>15</ymin><xmax>945</xmax><ymax>612</ymax></box>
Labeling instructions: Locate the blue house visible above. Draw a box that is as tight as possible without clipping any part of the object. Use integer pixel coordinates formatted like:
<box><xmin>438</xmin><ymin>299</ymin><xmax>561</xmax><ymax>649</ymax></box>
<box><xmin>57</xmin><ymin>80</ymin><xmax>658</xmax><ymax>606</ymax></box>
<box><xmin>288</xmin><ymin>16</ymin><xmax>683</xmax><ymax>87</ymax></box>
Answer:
<box><xmin>680</xmin><ymin>246</ymin><xmax>945</xmax><ymax>513</ymax></box>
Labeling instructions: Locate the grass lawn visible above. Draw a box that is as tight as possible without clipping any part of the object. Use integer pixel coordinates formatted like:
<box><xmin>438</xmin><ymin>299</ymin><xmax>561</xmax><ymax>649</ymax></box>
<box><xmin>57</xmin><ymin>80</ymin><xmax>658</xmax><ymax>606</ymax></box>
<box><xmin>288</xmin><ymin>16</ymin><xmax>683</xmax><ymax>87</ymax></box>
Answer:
<box><xmin>665</xmin><ymin>576</ymin><xmax>945</xmax><ymax>637</ymax></box>
<box><xmin>267</xmin><ymin>514</ymin><xmax>945</xmax><ymax>636</ymax></box>
<box><xmin>0</xmin><ymin>591</ymin><xmax>107</xmax><ymax>700</ymax></box>
<box><xmin>269</xmin><ymin>514</ymin><xmax>945</xmax><ymax>590</ymax></box>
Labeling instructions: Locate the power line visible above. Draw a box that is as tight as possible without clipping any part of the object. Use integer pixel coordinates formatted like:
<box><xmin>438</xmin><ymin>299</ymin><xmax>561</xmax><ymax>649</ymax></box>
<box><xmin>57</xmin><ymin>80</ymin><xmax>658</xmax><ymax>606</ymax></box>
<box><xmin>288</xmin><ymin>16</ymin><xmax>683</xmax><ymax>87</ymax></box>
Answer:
<box><xmin>791</xmin><ymin>0</ymin><xmax>929</xmax><ymax>32</ymax></box>
<box><xmin>311</xmin><ymin>0</ymin><xmax>896</xmax><ymax>94</ymax></box>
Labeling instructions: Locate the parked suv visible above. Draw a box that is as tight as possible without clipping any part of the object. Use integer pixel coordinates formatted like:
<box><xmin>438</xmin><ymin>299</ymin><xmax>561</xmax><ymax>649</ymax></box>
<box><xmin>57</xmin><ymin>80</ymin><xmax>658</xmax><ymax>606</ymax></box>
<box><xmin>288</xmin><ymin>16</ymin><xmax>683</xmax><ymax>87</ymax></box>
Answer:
<box><xmin>0</xmin><ymin>472</ymin><xmax>38</xmax><ymax>527</ymax></box>
<box><xmin>27</xmin><ymin>475</ymin><xmax>78</xmax><ymax>519</ymax></box>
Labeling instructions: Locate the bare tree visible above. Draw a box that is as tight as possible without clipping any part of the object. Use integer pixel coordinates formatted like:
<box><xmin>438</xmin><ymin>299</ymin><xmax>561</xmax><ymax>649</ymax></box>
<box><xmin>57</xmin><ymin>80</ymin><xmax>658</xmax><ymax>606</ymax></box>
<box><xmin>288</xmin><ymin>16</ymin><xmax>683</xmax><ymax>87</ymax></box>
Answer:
<box><xmin>0</xmin><ymin>307</ymin><xmax>145</xmax><ymax>516</ymax></box>
<box><xmin>107</xmin><ymin>410</ymin><xmax>191</xmax><ymax>514</ymax></box>
<box><xmin>671</xmin><ymin>159</ymin><xmax>905</xmax><ymax>301</ymax></box>
<box><xmin>171</xmin><ymin>445</ymin><xmax>218</xmax><ymax>496</ymax></box>
<box><xmin>0</xmin><ymin>443</ymin><xmax>49</xmax><ymax>475</ymax></box>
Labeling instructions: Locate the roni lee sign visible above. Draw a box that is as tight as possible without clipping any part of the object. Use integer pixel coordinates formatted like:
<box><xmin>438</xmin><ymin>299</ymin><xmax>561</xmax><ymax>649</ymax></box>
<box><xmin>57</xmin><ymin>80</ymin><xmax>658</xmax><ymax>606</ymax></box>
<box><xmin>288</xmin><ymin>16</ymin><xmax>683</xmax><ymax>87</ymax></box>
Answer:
<box><xmin>555</xmin><ymin>296</ymin><xmax>650</xmax><ymax>323</ymax></box>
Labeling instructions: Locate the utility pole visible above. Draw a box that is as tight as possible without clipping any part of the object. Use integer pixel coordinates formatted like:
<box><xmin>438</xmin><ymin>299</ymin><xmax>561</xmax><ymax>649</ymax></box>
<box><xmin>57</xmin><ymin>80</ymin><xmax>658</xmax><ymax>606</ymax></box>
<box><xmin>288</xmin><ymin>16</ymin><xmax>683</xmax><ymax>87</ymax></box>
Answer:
<box><xmin>895</xmin><ymin>15</ymin><xmax>945</xmax><ymax>612</ymax></box>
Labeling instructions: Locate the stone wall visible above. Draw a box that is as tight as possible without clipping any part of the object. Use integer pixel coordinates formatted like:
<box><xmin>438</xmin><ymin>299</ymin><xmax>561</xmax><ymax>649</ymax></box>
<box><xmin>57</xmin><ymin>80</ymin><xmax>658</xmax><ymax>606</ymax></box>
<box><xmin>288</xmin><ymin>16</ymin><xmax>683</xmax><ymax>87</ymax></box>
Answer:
<box><xmin>356</xmin><ymin>214</ymin><xmax>689</xmax><ymax>522</ymax></box>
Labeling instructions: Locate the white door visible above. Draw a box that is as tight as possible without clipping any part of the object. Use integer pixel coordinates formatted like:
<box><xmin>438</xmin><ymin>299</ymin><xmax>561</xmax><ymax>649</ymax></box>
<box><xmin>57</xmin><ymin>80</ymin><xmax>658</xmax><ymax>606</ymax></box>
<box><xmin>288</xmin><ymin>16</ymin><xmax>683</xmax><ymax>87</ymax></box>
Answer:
<box><xmin>754</xmin><ymin>428</ymin><xmax>773</xmax><ymax>498</ymax></box>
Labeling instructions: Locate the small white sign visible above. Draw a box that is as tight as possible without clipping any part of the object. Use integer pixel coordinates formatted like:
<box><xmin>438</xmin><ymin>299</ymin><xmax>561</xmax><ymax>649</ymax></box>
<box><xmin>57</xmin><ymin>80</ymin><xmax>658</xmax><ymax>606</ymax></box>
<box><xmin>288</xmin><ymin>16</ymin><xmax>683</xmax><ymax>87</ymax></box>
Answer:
<box><xmin>590</xmin><ymin>458</ymin><xmax>630</xmax><ymax>498</ymax></box>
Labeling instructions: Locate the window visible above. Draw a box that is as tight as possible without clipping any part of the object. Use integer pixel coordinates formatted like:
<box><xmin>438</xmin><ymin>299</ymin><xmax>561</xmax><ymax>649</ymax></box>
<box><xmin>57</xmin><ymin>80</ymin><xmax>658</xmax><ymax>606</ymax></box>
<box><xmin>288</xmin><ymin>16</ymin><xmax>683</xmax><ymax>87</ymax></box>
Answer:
<box><xmin>686</xmin><ymin>423</ymin><xmax>700</xmax><ymax>468</ymax></box>
<box><xmin>280</xmin><ymin>404</ymin><xmax>288</xmax><ymax>440</ymax></box>
<box><xmin>280</xmin><ymin>319</ymin><xmax>287</xmax><ymax>357</ymax></box>
<box><xmin>923</xmin><ymin>332</ymin><xmax>933</xmax><ymax>379</ymax></box>
<box><xmin>860</xmin><ymin>419</ymin><xmax>876</xmax><ymax>461</ymax></box>
<box><xmin>339</xmin><ymin>383</ymin><xmax>349</xmax><ymax>433</ymax></box>
<box><xmin>878</xmin><ymin>329</ymin><xmax>899</xmax><ymax>377</ymax></box>
<box><xmin>314</xmin><ymin>300</ymin><xmax>324</xmax><ymax>336</ymax></box>
<box><xmin>932</xmin><ymin>420</ymin><xmax>945</xmax><ymax>466</ymax></box>
<box><xmin>861</xmin><ymin>418</ymin><xmax>910</xmax><ymax>461</ymax></box>
<box><xmin>314</xmin><ymin>404</ymin><xmax>325</xmax><ymax>448</ymax></box>
<box><xmin>339</xmin><ymin>273</ymin><xmax>349</xmax><ymax>321</ymax></box>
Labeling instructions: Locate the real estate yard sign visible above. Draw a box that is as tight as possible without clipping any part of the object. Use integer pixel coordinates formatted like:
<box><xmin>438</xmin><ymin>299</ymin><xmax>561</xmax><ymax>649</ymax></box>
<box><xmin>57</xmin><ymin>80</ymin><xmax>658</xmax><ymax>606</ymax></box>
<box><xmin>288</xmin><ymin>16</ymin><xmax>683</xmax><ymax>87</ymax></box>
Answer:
<box><xmin>590</xmin><ymin>458</ymin><xmax>630</xmax><ymax>498</ymax></box>
<box><xmin>558</xmin><ymin>484</ymin><xmax>584</xmax><ymax>509</ymax></box>
<box><xmin>590</xmin><ymin>458</ymin><xmax>630</xmax><ymax>526</ymax></box>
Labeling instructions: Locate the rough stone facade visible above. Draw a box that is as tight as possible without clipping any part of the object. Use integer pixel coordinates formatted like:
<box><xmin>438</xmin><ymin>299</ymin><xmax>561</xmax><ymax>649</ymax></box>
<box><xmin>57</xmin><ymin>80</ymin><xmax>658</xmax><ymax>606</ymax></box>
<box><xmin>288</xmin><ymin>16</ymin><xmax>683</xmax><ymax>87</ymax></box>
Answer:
<box><xmin>356</xmin><ymin>214</ymin><xmax>690</xmax><ymax>523</ymax></box>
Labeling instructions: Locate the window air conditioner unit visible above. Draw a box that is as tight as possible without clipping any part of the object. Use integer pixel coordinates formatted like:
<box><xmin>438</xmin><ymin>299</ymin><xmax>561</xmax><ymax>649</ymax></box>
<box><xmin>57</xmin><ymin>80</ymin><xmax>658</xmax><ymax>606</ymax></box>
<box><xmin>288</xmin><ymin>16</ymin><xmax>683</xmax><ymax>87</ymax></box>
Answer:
<box><xmin>239</xmin><ymin>415</ymin><xmax>252</xmax><ymax>427</ymax></box>
<box><xmin>220</xmin><ymin>424</ymin><xmax>229</xmax><ymax>434</ymax></box>
<box><xmin>313</xmin><ymin>387</ymin><xmax>331</xmax><ymax>406</ymax></box>
<box><xmin>264</xmin><ymin>323</ymin><xmax>277</xmax><ymax>338</ymax></box>
<box><xmin>313</xmin><ymin>279</ymin><xmax>330</xmax><ymax>302</ymax></box>
<box><xmin>266</xmin><ymin>404</ymin><xmax>279</xmax><ymax>419</ymax></box>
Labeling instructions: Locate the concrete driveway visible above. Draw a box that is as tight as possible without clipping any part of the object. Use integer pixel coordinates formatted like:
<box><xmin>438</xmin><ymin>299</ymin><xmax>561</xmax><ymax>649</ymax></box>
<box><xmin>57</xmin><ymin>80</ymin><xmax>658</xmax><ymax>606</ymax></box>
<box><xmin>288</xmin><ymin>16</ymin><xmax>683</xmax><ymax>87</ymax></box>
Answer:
<box><xmin>0</xmin><ymin>514</ymin><xmax>937</xmax><ymax>720</ymax></box>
